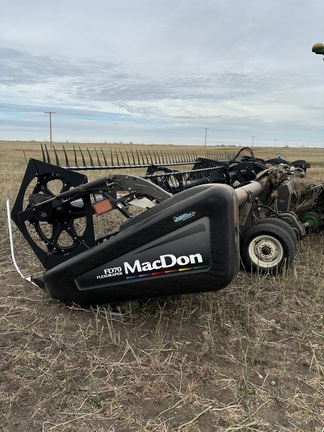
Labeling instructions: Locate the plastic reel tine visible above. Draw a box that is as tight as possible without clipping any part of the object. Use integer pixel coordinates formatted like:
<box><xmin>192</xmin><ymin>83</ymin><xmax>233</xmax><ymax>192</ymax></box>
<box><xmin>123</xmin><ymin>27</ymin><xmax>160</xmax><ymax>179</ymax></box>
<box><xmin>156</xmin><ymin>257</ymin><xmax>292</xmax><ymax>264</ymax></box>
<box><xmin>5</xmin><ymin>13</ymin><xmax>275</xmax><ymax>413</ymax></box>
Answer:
<box><xmin>134</xmin><ymin>149</ymin><xmax>139</xmax><ymax>166</ymax></box>
<box><xmin>63</xmin><ymin>145</ymin><xmax>69</xmax><ymax>168</ymax></box>
<box><xmin>110</xmin><ymin>148</ymin><xmax>114</xmax><ymax>167</ymax></box>
<box><xmin>115</xmin><ymin>149</ymin><xmax>120</xmax><ymax>167</ymax></box>
<box><xmin>156</xmin><ymin>150</ymin><xmax>162</xmax><ymax>165</ymax></box>
<box><xmin>139</xmin><ymin>149</ymin><xmax>146</xmax><ymax>166</ymax></box>
<box><xmin>125</xmin><ymin>149</ymin><xmax>131</xmax><ymax>167</ymax></box>
<box><xmin>120</xmin><ymin>149</ymin><xmax>126</xmax><ymax>167</ymax></box>
<box><xmin>147</xmin><ymin>150</ymin><xmax>154</xmax><ymax>165</ymax></box>
<box><xmin>137</xmin><ymin>149</ymin><xmax>143</xmax><ymax>165</ymax></box>
<box><xmin>144</xmin><ymin>149</ymin><xmax>150</xmax><ymax>165</ymax></box>
<box><xmin>79</xmin><ymin>147</ymin><xmax>86</xmax><ymax>167</ymax></box>
<box><xmin>87</xmin><ymin>148</ymin><xmax>94</xmax><ymax>167</ymax></box>
<box><xmin>53</xmin><ymin>146</ymin><xmax>60</xmax><ymax>167</ymax></box>
<box><xmin>133</xmin><ymin>149</ymin><xmax>138</xmax><ymax>166</ymax></box>
<box><xmin>151</xmin><ymin>150</ymin><xmax>157</xmax><ymax>165</ymax></box>
<box><xmin>143</xmin><ymin>150</ymin><xmax>151</xmax><ymax>166</ymax></box>
<box><xmin>143</xmin><ymin>150</ymin><xmax>148</xmax><ymax>166</ymax></box>
<box><xmin>100</xmin><ymin>148</ymin><xmax>108</xmax><ymax>167</ymax></box>
<box><xmin>73</xmin><ymin>146</ymin><xmax>78</xmax><ymax>168</ymax></box>
<box><xmin>155</xmin><ymin>150</ymin><xmax>162</xmax><ymax>165</ymax></box>
<box><xmin>95</xmin><ymin>148</ymin><xmax>101</xmax><ymax>167</ymax></box>
<box><xmin>41</xmin><ymin>143</ymin><xmax>46</xmax><ymax>163</ymax></box>
<box><xmin>131</xmin><ymin>150</ymin><xmax>136</xmax><ymax>165</ymax></box>
<box><xmin>45</xmin><ymin>144</ymin><xmax>51</xmax><ymax>164</ymax></box>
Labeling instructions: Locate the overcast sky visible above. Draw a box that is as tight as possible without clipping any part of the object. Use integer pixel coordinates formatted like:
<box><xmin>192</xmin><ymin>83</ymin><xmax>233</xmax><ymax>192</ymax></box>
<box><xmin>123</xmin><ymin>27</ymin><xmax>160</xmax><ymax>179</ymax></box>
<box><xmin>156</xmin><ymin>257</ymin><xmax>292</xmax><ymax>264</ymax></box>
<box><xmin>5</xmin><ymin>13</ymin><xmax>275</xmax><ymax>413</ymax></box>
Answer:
<box><xmin>0</xmin><ymin>0</ymin><xmax>323</xmax><ymax>147</ymax></box>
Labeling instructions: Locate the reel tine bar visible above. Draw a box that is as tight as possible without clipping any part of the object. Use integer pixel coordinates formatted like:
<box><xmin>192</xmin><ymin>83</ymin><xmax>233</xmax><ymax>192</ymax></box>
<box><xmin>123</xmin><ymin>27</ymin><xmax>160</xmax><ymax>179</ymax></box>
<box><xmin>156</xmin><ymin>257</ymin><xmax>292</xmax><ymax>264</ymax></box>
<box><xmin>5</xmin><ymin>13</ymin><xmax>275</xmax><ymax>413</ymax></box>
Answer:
<box><xmin>40</xmin><ymin>144</ymin><xmax>198</xmax><ymax>170</ymax></box>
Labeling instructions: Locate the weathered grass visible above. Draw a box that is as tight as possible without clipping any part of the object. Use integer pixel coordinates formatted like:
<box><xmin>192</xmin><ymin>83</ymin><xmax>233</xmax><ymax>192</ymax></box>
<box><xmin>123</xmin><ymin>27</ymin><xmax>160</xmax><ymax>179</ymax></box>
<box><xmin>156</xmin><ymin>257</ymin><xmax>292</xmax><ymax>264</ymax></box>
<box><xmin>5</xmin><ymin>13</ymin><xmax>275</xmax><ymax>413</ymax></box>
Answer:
<box><xmin>1</xmin><ymin>141</ymin><xmax>323</xmax><ymax>431</ymax></box>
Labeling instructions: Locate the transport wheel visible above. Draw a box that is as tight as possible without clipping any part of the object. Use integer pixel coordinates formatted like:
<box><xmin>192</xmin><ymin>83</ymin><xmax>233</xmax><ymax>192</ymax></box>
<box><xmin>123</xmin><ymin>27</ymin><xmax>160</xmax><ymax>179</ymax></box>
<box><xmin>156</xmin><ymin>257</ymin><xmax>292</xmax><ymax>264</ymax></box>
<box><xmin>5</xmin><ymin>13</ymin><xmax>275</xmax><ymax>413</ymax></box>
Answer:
<box><xmin>240</xmin><ymin>221</ymin><xmax>296</xmax><ymax>274</ymax></box>
<box><xmin>256</xmin><ymin>218</ymin><xmax>298</xmax><ymax>251</ymax></box>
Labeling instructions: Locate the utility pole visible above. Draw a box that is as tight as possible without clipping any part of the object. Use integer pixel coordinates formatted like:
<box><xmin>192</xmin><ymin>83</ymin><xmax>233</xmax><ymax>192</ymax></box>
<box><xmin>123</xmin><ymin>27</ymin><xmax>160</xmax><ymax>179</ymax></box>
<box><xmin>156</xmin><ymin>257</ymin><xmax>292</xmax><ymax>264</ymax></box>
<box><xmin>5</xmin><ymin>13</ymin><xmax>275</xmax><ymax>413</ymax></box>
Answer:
<box><xmin>251</xmin><ymin>136</ymin><xmax>255</xmax><ymax>147</ymax></box>
<box><xmin>44</xmin><ymin>111</ymin><xmax>56</xmax><ymax>144</ymax></box>
<box><xmin>204</xmin><ymin>128</ymin><xmax>209</xmax><ymax>157</ymax></box>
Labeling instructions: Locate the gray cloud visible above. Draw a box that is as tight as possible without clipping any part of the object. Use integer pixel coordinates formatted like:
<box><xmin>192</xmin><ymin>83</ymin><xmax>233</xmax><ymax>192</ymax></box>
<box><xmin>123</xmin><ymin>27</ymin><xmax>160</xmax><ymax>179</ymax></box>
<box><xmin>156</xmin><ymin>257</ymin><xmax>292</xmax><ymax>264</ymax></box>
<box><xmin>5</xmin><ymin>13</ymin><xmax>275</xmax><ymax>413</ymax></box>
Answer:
<box><xmin>0</xmin><ymin>48</ymin><xmax>120</xmax><ymax>85</ymax></box>
<box><xmin>0</xmin><ymin>0</ymin><xmax>323</xmax><ymax>146</ymax></box>
<box><xmin>0</xmin><ymin>46</ymin><xmax>267</xmax><ymax>110</ymax></box>
<box><xmin>73</xmin><ymin>71</ymin><xmax>264</xmax><ymax>103</ymax></box>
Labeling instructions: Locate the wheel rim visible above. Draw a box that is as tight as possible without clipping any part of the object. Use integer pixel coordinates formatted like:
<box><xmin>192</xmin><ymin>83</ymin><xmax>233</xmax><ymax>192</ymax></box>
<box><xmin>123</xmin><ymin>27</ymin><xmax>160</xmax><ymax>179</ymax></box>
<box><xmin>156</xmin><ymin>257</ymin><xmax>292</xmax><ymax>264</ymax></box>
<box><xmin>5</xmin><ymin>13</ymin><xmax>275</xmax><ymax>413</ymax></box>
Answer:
<box><xmin>248</xmin><ymin>234</ymin><xmax>284</xmax><ymax>268</ymax></box>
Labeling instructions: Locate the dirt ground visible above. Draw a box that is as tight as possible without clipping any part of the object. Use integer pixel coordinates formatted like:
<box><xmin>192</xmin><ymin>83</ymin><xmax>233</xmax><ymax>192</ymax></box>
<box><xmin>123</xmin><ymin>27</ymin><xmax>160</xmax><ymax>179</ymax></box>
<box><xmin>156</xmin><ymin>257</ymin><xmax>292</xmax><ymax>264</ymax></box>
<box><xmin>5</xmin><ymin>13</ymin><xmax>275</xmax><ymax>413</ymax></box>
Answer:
<box><xmin>1</xmin><ymin>237</ymin><xmax>323</xmax><ymax>432</ymax></box>
<box><xmin>1</xmin><ymin>142</ymin><xmax>323</xmax><ymax>431</ymax></box>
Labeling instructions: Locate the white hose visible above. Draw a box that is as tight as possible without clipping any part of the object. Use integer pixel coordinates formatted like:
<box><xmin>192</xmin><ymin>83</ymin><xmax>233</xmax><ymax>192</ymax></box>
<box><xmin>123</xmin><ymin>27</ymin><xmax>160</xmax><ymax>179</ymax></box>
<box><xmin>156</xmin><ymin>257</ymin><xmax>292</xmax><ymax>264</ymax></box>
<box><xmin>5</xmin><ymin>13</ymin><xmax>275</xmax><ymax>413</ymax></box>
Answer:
<box><xmin>6</xmin><ymin>199</ymin><xmax>36</xmax><ymax>285</ymax></box>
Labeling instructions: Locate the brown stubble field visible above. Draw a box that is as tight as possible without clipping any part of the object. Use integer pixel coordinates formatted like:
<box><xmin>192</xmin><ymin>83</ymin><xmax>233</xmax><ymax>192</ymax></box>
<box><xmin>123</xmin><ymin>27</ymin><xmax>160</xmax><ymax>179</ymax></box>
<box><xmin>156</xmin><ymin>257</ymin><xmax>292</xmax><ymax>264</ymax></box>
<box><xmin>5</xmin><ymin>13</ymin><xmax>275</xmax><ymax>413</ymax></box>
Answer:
<box><xmin>1</xmin><ymin>140</ymin><xmax>323</xmax><ymax>431</ymax></box>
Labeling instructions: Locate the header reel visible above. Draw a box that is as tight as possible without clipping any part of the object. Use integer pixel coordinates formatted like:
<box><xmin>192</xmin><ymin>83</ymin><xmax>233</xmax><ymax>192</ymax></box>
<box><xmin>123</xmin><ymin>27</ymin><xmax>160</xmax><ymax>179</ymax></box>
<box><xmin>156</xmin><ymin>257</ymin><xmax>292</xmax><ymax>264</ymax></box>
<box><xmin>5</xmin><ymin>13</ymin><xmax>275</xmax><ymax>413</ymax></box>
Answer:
<box><xmin>11</xmin><ymin>158</ymin><xmax>171</xmax><ymax>271</ymax></box>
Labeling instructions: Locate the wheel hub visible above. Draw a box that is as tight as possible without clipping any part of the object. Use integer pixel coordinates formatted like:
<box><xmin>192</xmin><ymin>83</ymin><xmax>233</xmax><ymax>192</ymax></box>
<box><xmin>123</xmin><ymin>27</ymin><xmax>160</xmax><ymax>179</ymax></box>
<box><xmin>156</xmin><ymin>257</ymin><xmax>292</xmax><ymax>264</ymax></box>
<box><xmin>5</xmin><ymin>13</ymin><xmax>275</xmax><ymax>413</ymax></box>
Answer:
<box><xmin>249</xmin><ymin>235</ymin><xmax>284</xmax><ymax>267</ymax></box>
<box><xmin>255</xmin><ymin>239</ymin><xmax>279</xmax><ymax>261</ymax></box>
<box><xmin>260</xmin><ymin>244</ymin><xmax>272</xmax><ymax>256</ymax></box>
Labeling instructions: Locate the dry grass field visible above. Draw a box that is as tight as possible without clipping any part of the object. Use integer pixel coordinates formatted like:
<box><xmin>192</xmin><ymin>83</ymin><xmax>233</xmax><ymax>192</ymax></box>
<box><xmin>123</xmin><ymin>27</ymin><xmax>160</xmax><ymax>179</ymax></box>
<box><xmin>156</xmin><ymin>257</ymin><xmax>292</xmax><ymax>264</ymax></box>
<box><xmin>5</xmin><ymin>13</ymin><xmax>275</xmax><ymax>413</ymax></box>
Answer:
<box><xmin>1</xmin><ymin>140</ymin><xmax>323</xmax><ymax>431</ymax></box>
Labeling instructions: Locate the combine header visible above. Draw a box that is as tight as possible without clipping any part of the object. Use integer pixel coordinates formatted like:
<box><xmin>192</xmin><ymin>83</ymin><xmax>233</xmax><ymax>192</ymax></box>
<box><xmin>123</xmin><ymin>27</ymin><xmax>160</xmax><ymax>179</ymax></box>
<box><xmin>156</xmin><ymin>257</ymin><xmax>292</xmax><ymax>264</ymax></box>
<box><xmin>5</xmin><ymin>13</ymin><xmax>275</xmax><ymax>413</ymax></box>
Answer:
<box><xmin>8</xmin><ymin>146</ymin><xmax>323</xmax><ymax>306</ymax></box>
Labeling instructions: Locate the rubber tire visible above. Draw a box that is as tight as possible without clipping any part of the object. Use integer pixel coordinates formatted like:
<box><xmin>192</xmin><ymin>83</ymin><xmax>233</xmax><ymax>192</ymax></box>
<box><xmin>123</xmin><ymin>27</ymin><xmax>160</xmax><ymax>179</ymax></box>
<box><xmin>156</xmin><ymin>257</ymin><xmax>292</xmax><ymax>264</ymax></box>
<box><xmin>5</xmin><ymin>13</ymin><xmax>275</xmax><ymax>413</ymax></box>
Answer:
<box><xmin>256</xmin><ymin>218</ymin><xmax>298</xmax><ymax>252</ymax></box>
<box><xmin>240</xmin><ymin>221</ymin><xmax>296</xmax><ymax>274</ymax></box>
